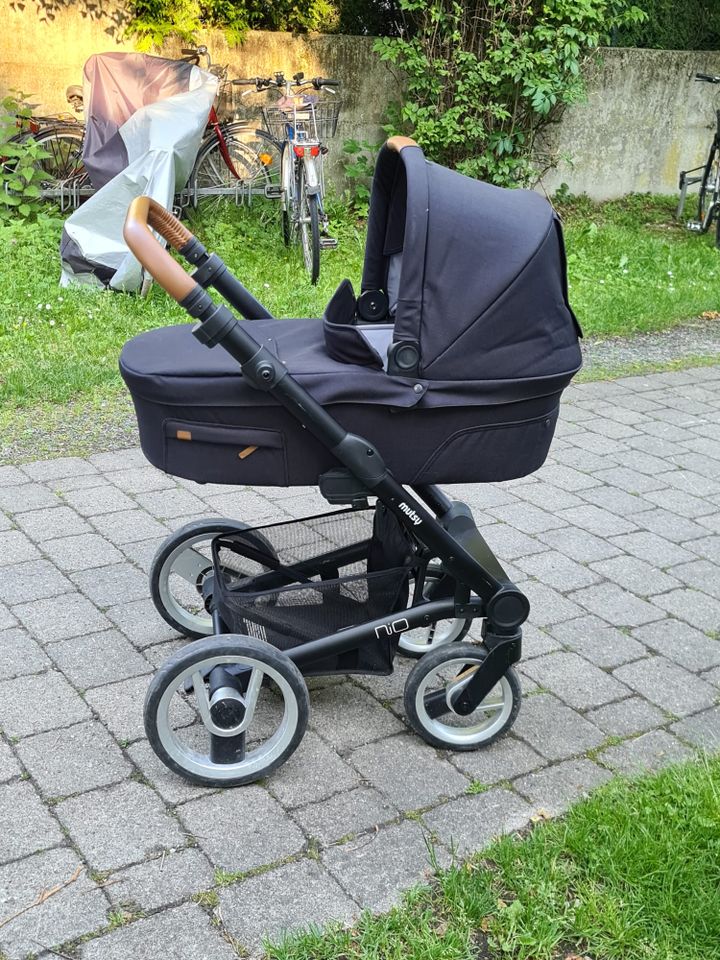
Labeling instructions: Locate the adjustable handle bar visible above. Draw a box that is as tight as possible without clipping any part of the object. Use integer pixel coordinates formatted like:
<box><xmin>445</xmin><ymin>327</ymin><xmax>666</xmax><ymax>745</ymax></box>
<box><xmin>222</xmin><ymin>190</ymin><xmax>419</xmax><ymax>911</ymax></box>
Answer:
<box><xmin>695</xmin><ymin>72</ymin><xmax>720</xmax><ymax>84</ymax></box>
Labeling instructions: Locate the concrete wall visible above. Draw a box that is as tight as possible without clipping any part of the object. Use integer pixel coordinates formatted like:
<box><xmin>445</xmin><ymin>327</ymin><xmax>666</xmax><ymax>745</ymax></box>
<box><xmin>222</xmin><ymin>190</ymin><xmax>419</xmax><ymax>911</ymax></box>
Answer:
<box><xmin>540</xmin><ymin>47</ymin><xmax>720</xmax><ymax>198</ymax></box>
<box><xmin>1</xmin><ymin>6</ymin><xmax>719</xmax><ymax>199</ymax></box>
<box><xmin>0</xmin><ymin>5</ymin><xmax>398</xmax><ymax>153</ymax></box>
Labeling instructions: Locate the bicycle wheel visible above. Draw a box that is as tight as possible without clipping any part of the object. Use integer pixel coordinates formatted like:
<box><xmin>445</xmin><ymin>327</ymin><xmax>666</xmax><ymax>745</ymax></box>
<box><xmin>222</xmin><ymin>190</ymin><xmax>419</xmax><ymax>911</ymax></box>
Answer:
<box><xmin>190</xmin><ymin>124</ymin><xmax>277</xmax><ymax>210</ymax></box>
<box><xmin>32</xmin><ymin>125</ymin><xmax>84</xmax><ymax>198</ymax></box>
<box><xmin>281</xmin><ymin>147</ymin><xmax>294</xmax><ymax>247</ymax></box>
<box><xmin>697</xmin><ymin>139</ymin><xmax>719</xmax><ymax>237</ymax></box>
<box><xmin>298</xmin><ymin>166</ymin><xmax>320</xmax><ymax>284</ymax></box>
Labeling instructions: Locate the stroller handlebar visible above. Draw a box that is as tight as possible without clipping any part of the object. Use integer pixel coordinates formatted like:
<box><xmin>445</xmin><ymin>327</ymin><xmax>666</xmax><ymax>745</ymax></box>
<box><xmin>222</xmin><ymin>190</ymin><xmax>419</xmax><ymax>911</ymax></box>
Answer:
<box><xmin>124</xmin><ymin>197</ymin><xmax>197</xmax><ymax>303</ymax></box>
<box><xmin>387</xmin><ymin>136</ymin><xmax>419</xmax><ymax>152</ymax></box>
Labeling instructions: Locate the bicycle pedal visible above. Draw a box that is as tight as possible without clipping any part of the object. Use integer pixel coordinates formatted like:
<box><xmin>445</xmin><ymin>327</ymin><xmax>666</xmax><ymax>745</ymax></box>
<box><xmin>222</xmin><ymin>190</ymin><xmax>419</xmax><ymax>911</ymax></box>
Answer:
<box><xmin>686</xmin><ymin>220</ymin><xmax>704</xmax><ymax>232</ymax></box>
<box><xmin>264</xmin><ymin>185</ymin><xmax>283</xmax><ymax>199</ymax></box>
<box><xmin>319</xmin><ymin>236</ymin><xmax>338</xmax><ymax>249</ymax></box>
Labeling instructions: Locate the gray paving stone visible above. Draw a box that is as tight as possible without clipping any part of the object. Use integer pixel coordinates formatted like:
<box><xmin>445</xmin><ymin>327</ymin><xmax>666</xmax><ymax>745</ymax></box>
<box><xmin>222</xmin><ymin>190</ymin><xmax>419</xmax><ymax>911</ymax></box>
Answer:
<box><xmin>609</xmin><ymin>531</ymin><xmax>697</xmax><ymax>568</ymax></box>
<box><xmin>589</xmin><ymin>555</ymin><xmax>681</xmax><ymax>597</ymax></box>
<box><xmin>354</xmin><ymin>657</ymin><xmax>414</xmax><ymax>701</ymax></box>
<box><xmin>16</xmin><ymin>720</ymin><xmax>132</xmax><ymax>798</ymax></box>
<box><xmin>593</xmin><ymin>466</ymin><xmax>667</xmax><ymax>495</ymax></box>
<box><xmin>140</xmin><ymin>638</ymin><xmax>186</xmax><ymax>669</ymax></box>
<box><xmin>84</xmin><ymin>674</ymin><xmax>157</xmax><ymax>742</ymax></box>
<box><xmin>49</xmin><ymin>630</ymin><xmax>151</xmax><ymax>689</ymax></box>
<box><xmin>88</xmin><ymin>448</ymin><xmax>149</xmax><ymax>472</ymax></box>
<box><xmin>652</xmin><ymin>588</ymin><xmax>720</xmax><ymax>632</ymax></box>
<box><xmin>569</xmin><ymin>582</ymin><xmax>664</xmax><ymax>628</ymax></box>
<box><xmin>514</xmin><ymin>758</ymin><xmax>613</xmax><ymax>815</ymax></box>
<box><xmin>126</xmin><ymin>738</ymin><xmax>216</xmax><ymax>806</ymax></box>
<box><xmin>450</xmin><ymin>736</ymin><xmax>545</xmax><ymax>783</ymax></box>
<box><xmin>613</xmin><ymin>656</ymin><xmax>718</xmax><ymax>717</ymax></box>
<box><xmin>581</xmin><ymin>417</ymin><xmax>636</xmax><ymax>440</ymax></box>
<box><xmin>57</xmin><ymin>780</ymin><xmax>185</xmax><ymax>872</ymax></box>
<box><xmin>585</xmin><ymin>697</ymin><xmax>666</xmax><ymax>737</ymax></box>
<box><xmin>671</xmin><ymin>706</ymin><xmax>720</xmax><ymax>750</ymax></box>
<box><xmin>43</xmin><ymin>533</ymin><xmax>125</xmax><ymax>572</ymax></box>
<box><xmin>513</xmin><ymin>694</ymin><xmax>605</xmax><ymax>760</ymax></box>
<box><xmin>90</xmin><ymin>509</ymin><xmax>170</xmax><ymax>545</ymax></box>
<box><xmin>0</xmin><ymin>465</ymin><xmax>30</xmax><ymax>486</ymax></box>
<box><xmin>0</xmin><ymin>483</ymin><xmax>61</xmax><ymax>514</ymax></box>
<box><xmin>0</xmin><ymin>559</ymin><xmax>73</xmax><ymax>605</ymax></box>
<box><xmin>632</xmin><ymin>619</ymin><xmax>720</xmax><ymax>672</ymax></box>
<box><xmin>444</xmin><ymin>481</ymin><xmax>518</xmax><ymax>509</ymax></box>
<box><xmin>219</xmin><ymin>859</ymin><xmax>358</xmax><ymax>953</ymax></box>
<box><xmin>121</xmin><ymin>536</ymin><xmax>168</xmax><ymax>573</ymax></box>
<box><xmin>0</xmin><ymin>780</ymin><xmax>63</xmax><ymax>863</ymax></box>
<box><xmin>703</xmin><ymin>664</ymin><xmax>720</xmax><ymax>688</ymax></box>
<box><xmin>522</xmin><ymin>652</ymin><xmax>629</xmax><ymax>710</ymax></box>
<box><xmin>0</xmin><ymin>847</ymin><xmax>108</xmax><ymax>957</ymax></box>
<box><xmin>13</xmin><ymin>592</ymin><xmax>111</xmax><ymax>643</ymax></box>
<box><xmin>489</xmin><ymin>502</ymin><xmax>566</xmax><ymax>535</ymax></box>
<box><xmin>309</xmin><ymin>684</ymin><xmax>405</xmax><ymax>750</ymax></box>
<box><xmin>532</xmin><ymin>462</ymin><xmax>602</xmax><ymax>491</ymax></box>
<box><xmin>106</xmin><ymin>597</ymin><xmax>180</xmax><ymax>650</ymax></box>
<box><xmin>519</xmin><ymin>579</ymin><xmax>585</xmax><ymax>627</ymax></box>
<box><xmin>669</xmin><ymin>559</ymin><xmax>720</xmax><ymax>601</ymax></box>
<box><xmin>549</xmin><ymin>615</ymin><xmax>646</xmax><ymax>668</ymax></box>
<box><xmin>636</xmin><ymin>508</ymin><xmax>709</xmax><ymax>543</ymax></box>
<box><xmin>561</xmin><ymin>504</ymin><xmax>638</xmax><ymax>538</ymax></box>
<box><xmin>690</xmin><ymin>535</ymin><xmax>720</xmax><ymax>564</ymax></box>
<box><xmin>0</xmin><ymin>671</ymin><xmax>90</xmax><ymax>738</ymax></box>
<box><xmin>659</xmin><ymin>468</ymin><xmax>720</xmax><ymax>498</ymax></box>
<box><xmin>538</xmin><ymin>526</ymin><xmax>621</xmax><ymax>563</ymax></box>
<box><xmin>644</xmin><ymin>487</ymin><xmax>715</xmax><ymax>519</ymax></box>
<box><xmin>65</xmin><ymin>488</ymin><xmax>135</xmax><ymax>517</ymax></box>
<box><xmin>71</xmin><ymin>563</ymin><xmax>149</xmax><ymax>608</ymax></box>
<box><xmin>52</xmin><ymin>472</ymin><xmax>120</xmax><ymax>493</ymax></box>
<box><xmin>599</xmin><ymin>730</ymin><xmax>693</xmax><ymax>775</ymax></box>
<box><xmin>0</xmin><ymin>739</ymin><xmax>20</xmax><ymax>783</ymax></box>
<box><xmin>21</xmin><ymin>456</ymin><xmax>99</xmax><ymax>482</ymax></box>
<box><xmin>577</xmin><ymin>484</ymin><xmax>654</xmax><ymax>520</ymax></box>
<box><xmin>0</xmin><ymin>529</ymin><xmax>41</xmax><ymax>566</ymax></box>
<box><xmin>107</xmin><ymin>848</ymin><xmax>214</xmax><ymax>912</ymax></box>
<box><xmin>350</xmin><ymin>735</ymin><xmax>468</xmax><ymax>810</ymax></box>
<box><xmin>107</xmin><ymin>466</ymin><xmax>177</xmax><ymax>494</ymax></box>
<box><xmin>423</xmin><ymin>788</ymin><xmax>532</xmax><ymax>858</ymax></box>
<box><xmin>0</xmin><ymin>602</ymin><xmax>16</xmax><ymax>630</ymax></box>
<box><xmin>510</xmin><ymin>481</ymin><xmax>584</xmax><ymax>512</ymax></box>
<box><xmin>79</xmin><ymin>902</ymin><xmax>238</xmax><ymax>960</ymax></box>
<box><xmin>0</xmin><ymin>628</ymin><xmax>50</xmax><ymax>680</ymax></box>
<box><xmin>178</xmin><ymin>785</ymin><xmax>305</xmax><ymax>871</ymax></box>
<box><xmin>477</xmin><ymin>522</ymin><xmax>546</xmax><ymax>561</ymax></box>
<box><xmin>15</xmin><ymin>505</ymin><xmax>91</xmax><ymax>541</ymax></box>
<box><xmin>293</xmin><ymin>786</ymin><xmax>398</xmax><ymax>845</ymax></box>
<box><xmin>135</xmin><ymin>487</ymin><xmax>209</xmax><ymax>520</ymax></box>
<box><xmin>520</xmin><ymin>624</ymin><xmax>563</xmax><ymax>660</ymax></box>
<box><xmin>323</xmin><ymin>818</ymin><xmax>437</xmax><ymax>912</ymax></box>
<box><xmin>516</xmin><ymin>550</ymin><xmax>600</xmax><ymax>592</ymax></box>
<box><xmin>268</xmin><ymin>730</ymin><xmax>361</xmax><ymax>808</ymax></box>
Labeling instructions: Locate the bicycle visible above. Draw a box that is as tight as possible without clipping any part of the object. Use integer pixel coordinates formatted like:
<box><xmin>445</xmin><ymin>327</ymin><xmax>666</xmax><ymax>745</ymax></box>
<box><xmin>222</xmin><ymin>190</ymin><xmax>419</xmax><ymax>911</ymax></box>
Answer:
<box><xmin>235</xmin><ymin>72</ymin><xmax>341</xmax><ymax>284</ymax></box>
<box><xmin>677</xmin><ymin>72</ymin><xmax>720</xmax><ymax>249</ymax></box>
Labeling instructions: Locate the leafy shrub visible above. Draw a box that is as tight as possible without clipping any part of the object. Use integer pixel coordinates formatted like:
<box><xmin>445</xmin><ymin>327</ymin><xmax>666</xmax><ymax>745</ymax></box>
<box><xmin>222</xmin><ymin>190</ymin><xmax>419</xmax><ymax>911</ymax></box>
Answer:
<box><xmin>374</xmin><ymin>0</ymin><xmax>646</xmax><ymax>187</ymax></box>
<box><xmin>340</xmin><ymin>138</ymin><xmax>379</xmax><ymax>217</ymax></box>
<box><xmin>0</xmin><ymin>93</ymin><xmax>51</xmax><ymax>223</ymax></box>
<box><xmin>615</xmin><ymin>0</ymin><xmax>720</xmax><ymax>50</ymax></box>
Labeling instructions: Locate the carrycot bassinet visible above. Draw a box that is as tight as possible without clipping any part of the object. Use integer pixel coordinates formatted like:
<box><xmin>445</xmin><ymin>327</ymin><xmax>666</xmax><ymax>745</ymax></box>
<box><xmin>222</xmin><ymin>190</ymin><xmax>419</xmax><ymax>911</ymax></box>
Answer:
<box><xmin>120</xmin><ymin>141</ymin><xmax>582</xmax><ymax>487</ymax></box>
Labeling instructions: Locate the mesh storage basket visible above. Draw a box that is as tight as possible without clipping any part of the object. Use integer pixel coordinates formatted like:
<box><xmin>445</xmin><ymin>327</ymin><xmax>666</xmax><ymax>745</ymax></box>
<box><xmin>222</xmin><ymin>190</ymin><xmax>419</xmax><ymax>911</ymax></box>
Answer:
<box><xmin>212</xmin><ymin>508</ymin><xmax>415</xmax><ymax>675</ymax></box>
<box><xmin>260</xmin><ymin>99</ymin><xmax>342</xmax><ymax>142</ymax></box>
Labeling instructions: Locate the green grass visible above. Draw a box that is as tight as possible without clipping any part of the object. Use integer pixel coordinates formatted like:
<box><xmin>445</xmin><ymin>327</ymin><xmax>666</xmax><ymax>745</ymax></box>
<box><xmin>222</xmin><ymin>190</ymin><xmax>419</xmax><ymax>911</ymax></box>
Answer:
<box><xmin>266</xmin><ymin>755</ymin><xmax>720</xmax><ymax>960</ymax></box>
<box><xmin>0</xmin><ymin>193</ymin><xmax>717</xmax><ymax>414</ymax></box>
<box><xmin>560</xmin><ymin>194</ymin><xmax>720</xmax><ymax>339</ymax></box>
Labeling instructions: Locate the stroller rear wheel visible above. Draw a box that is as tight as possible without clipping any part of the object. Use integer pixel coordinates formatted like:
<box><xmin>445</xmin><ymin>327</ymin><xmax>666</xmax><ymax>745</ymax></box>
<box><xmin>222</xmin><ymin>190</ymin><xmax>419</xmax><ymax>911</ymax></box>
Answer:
<box><xmin>144</xmin><ymin>634</ymin><xmax>309</xmax><ymax>787</ymax></box>
<box><xmin>404</xmin><ymin>643</ymin><xmax>520</xmax><ymax>750</ymax></box>
<box><xmin>150</xmin><ymin>519</ymin><xmax>276</xmax><ymax>639</ymax></box>
<box><xmin>398</xmin><ymin>568</ymin><xmax>471</xmax><ymax>658</ymax></box>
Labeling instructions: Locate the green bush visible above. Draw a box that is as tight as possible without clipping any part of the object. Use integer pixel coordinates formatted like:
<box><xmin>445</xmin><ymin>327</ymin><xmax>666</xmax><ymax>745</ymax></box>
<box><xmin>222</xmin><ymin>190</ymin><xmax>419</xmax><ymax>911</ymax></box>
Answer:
<box><xmin>615</xmin><ymin>0</ymin><xmax>720</xmax><ymax>50</ymax></box>
<box><xmin>0</xmin><ymin>93</ymin><xmax>51</xmax><ymax>223</ymax></box>
<box><xmin>375</xmin><ymin>0</ymin><xmax>646</xmax><ymax>187</ymax></box>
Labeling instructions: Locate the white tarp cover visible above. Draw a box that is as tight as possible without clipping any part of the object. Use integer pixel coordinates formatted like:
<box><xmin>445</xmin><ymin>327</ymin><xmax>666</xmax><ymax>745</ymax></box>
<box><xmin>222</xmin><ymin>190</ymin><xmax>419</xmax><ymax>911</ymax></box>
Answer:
<box><xmin>60</xmin><ymin>53</ymin><xmax>218</xmax><ymax>292</ymax></box>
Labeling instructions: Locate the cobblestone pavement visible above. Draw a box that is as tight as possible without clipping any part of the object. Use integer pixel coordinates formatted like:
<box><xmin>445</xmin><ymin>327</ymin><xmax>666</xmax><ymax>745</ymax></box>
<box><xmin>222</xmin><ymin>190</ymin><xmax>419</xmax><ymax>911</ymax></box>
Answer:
<box><xmin>1</xmin><ymin>365</ymin><xmax>720</xmax><ymax>958</ymax></box>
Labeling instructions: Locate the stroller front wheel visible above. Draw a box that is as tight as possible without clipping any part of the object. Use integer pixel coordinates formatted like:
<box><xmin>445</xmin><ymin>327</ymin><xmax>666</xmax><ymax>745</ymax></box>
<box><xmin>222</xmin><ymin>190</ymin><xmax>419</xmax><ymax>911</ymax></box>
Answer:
<box><xmin>404</xmin><ymin>643</ymin><xmax>520</xmax><ymax>751</ymax></box>
<box><xmin>398</xmin><ymin>569</ymin><xmax>471</xmax><ymax>658</ymax></box>
<box><xmin>144</xmin><ymin>634</ymin><xmax>310</xmax><ymax>787</ymax></box>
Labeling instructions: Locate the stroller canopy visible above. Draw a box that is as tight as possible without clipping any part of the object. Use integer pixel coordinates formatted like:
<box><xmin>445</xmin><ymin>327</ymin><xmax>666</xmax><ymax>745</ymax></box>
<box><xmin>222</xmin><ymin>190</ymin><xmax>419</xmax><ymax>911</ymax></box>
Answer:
<box><xmin>362</xmin><ymin>142</ymin><xmax>581</xmax><ymax>384</ymax></box>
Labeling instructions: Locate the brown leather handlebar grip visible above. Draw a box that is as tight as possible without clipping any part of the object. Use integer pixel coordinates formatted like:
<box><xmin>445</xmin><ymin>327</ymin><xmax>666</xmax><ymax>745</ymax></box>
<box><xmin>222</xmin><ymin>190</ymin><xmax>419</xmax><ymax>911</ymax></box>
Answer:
<box><xmin>386</xmin><ymin>136</ymin><xmax>419</xmax><ymax>153</ymax></box>
<box><xmin>123</xmin><ymin>197</ymin><xmax>196</xmax><ymax>302</ymax></box>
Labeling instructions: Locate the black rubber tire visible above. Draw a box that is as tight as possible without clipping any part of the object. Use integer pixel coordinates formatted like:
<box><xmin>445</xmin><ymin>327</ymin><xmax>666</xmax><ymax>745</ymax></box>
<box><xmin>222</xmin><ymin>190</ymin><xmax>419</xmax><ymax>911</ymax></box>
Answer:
<box><xmin>32</xmin><ymin>125</ymin><xmax>84</xmax><ymax>195</ymax></box>
<box><xmin>397</xmin><ymin>570</ymin><xmax>471</xmax><ymax>659</ymax></box>
<box><xmin>404</xmin><ymin>642</ymin><xmax>521</xmax><ymax>751</ymax></box>
<box><xmin>149</xmin><ymin>518</ymin><xmax>274</xmax><ymax>639</ymax></box>
<box><xmin>299</xmin><ymin>177</ymin><xmax>320</xmax><ymax>284</ymax></box>
<box><xmin>144</xmin><ymin>634</ymin><xmax>310</xmax><ymax>787</ymax></box>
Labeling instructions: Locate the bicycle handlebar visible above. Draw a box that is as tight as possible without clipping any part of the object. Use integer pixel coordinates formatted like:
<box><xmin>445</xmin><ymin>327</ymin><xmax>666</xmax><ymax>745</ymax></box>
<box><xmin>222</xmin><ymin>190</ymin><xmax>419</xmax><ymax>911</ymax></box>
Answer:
<box><xmin>231</xmin><ymin>74</ymin><xmax>340</xmax><ymax>91</ymax></box>
<box><xmin>695</xmin><ymin>72</ymin><xmax>720</xmax><ymax>84</ymax></box>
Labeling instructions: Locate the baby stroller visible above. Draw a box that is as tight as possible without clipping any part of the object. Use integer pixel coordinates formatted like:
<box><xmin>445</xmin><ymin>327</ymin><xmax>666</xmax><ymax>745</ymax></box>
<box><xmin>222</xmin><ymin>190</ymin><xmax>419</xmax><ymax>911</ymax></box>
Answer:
<box><xmin>120</xmin><ymin>138</ymin><xmax>582</xmax><ymax>786</ymax></box>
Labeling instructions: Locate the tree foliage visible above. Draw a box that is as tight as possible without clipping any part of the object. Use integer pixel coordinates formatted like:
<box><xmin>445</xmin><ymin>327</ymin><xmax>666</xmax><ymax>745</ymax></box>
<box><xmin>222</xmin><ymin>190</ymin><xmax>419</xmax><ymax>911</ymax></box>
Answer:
<box><xmin>374</xmin><ymin>0</ymin><xmax>647</xmax><ymax>187</ymax></box>
<box><xmin>615</xmin><ymin>0</ymin><xmax>720</xmax><ymax>50</ymax></box>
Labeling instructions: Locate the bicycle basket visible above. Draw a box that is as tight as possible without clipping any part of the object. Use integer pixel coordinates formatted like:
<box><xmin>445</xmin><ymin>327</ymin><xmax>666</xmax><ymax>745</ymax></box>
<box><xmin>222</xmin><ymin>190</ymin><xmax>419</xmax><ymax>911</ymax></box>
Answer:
<box><xmin>260</xmin><ymin>100</ymin><xmax>342</xmax><ymax>142</ymax></box>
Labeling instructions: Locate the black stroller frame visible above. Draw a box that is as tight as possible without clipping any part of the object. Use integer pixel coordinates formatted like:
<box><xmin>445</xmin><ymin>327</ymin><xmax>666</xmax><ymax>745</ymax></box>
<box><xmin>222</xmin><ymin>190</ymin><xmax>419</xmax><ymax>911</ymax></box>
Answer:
<box><xmin>122</xmin><ymin>137</ymin><xmax>580</xmax><ymax>786</ymax></box>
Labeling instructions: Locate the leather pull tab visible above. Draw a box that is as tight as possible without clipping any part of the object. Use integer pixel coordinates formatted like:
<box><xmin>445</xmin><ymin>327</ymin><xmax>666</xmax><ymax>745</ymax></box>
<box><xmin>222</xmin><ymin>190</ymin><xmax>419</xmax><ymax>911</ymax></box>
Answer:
<box><xmin>238</xmin><ymin>446</ymin><xmax>258</xmax><ymax>460</ymax></box>
<box><xmin>176</xmin><ymin>430</ymin><xmax>192</xmax><ymax>441</ymax></box>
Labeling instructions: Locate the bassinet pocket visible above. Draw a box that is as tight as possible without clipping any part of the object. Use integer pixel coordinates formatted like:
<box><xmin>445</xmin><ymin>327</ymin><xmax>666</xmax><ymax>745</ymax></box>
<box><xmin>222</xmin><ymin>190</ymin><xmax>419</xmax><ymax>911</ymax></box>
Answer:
<box><xmin>163</xmin><ymin>420</ymin><xmax>288</xmax><ymax>486</ymax></box>
<box><xmin>413</xmin><ymin>407</ymin><xmax>559</xmax><ymax>484</ymax></box>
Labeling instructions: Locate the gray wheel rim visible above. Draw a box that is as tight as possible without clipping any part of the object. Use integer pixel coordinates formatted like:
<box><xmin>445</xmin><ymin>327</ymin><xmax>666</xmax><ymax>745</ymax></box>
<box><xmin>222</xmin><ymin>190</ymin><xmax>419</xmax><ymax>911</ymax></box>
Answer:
<box><xmin>414</xmin><ymin>656</ymin><xmax>513</xmax><ymax>746</ymax></box>
<box><xmin>155</xmin><ymin>653</ymin><xmax>299</xmax><ymax>782</ymax></box>
<box><xmin>157</xmin><ymin>529</ymin><xmax>229</xmax><ymax>636</ymax></box>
